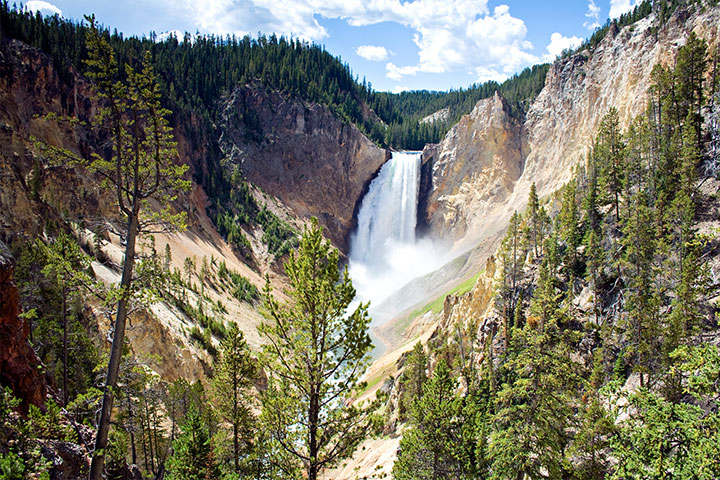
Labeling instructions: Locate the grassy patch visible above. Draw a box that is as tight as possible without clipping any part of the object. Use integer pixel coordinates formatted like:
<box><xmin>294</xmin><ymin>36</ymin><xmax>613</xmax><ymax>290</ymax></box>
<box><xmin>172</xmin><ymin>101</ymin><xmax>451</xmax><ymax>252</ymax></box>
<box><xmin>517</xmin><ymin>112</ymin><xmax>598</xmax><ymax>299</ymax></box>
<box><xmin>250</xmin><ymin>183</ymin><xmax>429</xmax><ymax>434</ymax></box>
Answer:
<box><xmin>390</xmin><ymin>270</ymin><xmax>483</xmax><ymax>339</ymax></box>
<box><xmin>360</xmin><ymin>364</ymin><xmax>395</xmax><ymax>398</ymax></box>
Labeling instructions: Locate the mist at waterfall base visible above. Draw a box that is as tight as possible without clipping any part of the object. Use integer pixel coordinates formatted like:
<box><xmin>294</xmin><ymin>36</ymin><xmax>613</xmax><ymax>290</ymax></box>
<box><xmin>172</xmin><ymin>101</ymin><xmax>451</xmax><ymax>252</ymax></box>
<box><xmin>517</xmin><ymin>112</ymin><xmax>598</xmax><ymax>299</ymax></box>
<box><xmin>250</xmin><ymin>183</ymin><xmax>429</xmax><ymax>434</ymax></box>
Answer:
<box><xmin>347</xmin><ymin>151</ymin><xmax>449</xmax><ymax>339</ymax></box>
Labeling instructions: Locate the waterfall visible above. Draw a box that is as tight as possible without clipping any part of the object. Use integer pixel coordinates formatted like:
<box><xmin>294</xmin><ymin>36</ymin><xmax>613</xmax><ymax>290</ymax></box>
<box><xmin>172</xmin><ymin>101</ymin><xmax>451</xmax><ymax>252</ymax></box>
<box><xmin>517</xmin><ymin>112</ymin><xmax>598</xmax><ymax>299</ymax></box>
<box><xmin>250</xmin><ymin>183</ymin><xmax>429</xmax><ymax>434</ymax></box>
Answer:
<box><xmin>349</xmin><ymin>151</ymin><xmax>446</xmax><ymax>325</ymax></box>
<box><xmin>350</xmin><ymin>151</ymin><xmax>421</xmax><ymax>264</ymax></box>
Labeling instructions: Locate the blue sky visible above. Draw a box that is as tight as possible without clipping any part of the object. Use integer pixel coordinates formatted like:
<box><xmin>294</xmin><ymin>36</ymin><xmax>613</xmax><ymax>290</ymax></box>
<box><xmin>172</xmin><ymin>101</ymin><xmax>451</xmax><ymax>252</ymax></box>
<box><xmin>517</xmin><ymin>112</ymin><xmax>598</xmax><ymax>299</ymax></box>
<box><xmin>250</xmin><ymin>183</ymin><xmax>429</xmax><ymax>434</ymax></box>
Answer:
<box><xmin>24</xmin><ymin>0</ymin><xmax>642</xmax><ymax>92</ymax></box>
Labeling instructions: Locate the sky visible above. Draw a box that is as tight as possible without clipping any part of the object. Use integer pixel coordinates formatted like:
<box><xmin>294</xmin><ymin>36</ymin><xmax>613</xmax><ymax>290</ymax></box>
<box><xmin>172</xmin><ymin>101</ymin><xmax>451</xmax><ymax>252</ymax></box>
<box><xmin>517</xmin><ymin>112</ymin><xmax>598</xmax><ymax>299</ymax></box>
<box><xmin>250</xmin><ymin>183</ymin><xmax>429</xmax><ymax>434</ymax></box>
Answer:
<box><xmin>23</xmin><ymin>0</ymin><xmax>643</xmax><ymax>92</ymax></box>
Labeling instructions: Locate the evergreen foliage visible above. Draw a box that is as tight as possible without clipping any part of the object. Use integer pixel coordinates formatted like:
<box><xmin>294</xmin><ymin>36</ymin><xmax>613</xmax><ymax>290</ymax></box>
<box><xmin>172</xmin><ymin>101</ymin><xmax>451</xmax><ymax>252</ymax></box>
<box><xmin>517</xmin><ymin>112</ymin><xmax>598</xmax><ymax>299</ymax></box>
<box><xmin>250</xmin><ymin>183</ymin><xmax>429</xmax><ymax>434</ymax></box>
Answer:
<box><xmin>489</xmin><ymin>315</ymin><xmax>582</xmax><ymax>480</ymax></box>
<box><xmin>0</xmin><ymin>1</ymin><xmax>549</xmax><ymax>153</ymax></box>
<box><xmin>397</xmin><ymin>342</ymin><xmax>428</xmax><ymax>421</ymax></box>
<box><xmin>393</xmin><ymin>360</ymin><xmax>481</xmax><ymax>480</ymax></box>
<box><xmin>390</xmin><ymin>22</ymin><xmax>718</xmax><ymax>478</ymax></box>
<box><xmin>259</xmin><ymin>218</ymin><xmax>379</xmax><ymax>480</ymax></box>
<box><xmin>211</xmin><ymin>324</ymin><xmax>257</xmax><ymax>475</ymax></box>
<box><xmin>165</xmin><ymin>410</ymin><xmax>221</xmax><ymax>480</ymax></box>
<box><xmin>2</xmin><ymin>2</ymin><xmax>720</xmax><ymax>479</ymax></box>
<box><xmin>28</xmin><ymin>15</ymin><xmax>192</xmax><ymax>478</ymax></box>
<box><xmin>13</xmin><ymin>235</ymin><xmax>100</xmax><ymax>412</ymax></box>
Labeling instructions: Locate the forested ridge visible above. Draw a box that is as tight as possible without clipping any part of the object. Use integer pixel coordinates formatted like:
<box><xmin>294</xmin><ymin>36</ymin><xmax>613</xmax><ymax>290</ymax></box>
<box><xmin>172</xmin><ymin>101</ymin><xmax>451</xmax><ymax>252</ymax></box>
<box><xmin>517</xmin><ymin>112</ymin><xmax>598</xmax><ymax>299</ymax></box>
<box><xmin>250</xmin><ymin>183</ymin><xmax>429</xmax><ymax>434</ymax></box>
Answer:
<box><xmin>0</xmin><ymin>0</ymin><xmax>552</xmax><ymax>258</ymax></box>
<box><xmin>0</xmin><ymin>1</ymin><xmax>550</xmax><ymax>150</ymax></box>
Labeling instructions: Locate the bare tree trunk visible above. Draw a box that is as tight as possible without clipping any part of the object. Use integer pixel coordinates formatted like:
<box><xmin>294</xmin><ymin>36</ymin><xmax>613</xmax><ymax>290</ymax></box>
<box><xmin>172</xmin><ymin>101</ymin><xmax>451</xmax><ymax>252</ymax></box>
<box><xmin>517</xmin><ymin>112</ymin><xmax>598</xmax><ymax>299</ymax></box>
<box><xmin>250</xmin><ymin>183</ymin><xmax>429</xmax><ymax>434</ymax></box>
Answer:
<box><xmin>89</xmin><ymin>207</ymin><xmax>139</xmax><ymax>480</ymax></box>
<box><xmin>145</xmin><ymin>394</ymin><xmax>156</xmax><ymax>475</ymax></box>
<box><xmin>308</xmin><ymin>386</ymin><xmax>319</xmax><ymax>480</ymax></box>
<box><xmin>233</xmin><ymin>374</ymin><xmax>239</xmax><ymax>473</ymax></box>
<box><xmin>126</xmin><ymin>391</ymin><xmax>137</xmax><ymax>465</ymax></box>
<box><xmin>62</xmin><ymin>283</ymin><xmax>68</xmax><ymax>407</ymax></box>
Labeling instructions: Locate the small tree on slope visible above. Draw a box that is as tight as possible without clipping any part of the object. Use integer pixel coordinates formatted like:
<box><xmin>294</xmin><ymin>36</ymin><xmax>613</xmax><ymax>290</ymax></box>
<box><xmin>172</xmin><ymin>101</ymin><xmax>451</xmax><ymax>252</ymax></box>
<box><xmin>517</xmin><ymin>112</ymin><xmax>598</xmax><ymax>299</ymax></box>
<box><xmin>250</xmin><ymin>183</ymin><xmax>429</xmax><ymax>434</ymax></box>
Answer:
<box><xmin>259</xmin><ymin>218</ymin><xmax>379</xmax><ymax>480</ymax></box>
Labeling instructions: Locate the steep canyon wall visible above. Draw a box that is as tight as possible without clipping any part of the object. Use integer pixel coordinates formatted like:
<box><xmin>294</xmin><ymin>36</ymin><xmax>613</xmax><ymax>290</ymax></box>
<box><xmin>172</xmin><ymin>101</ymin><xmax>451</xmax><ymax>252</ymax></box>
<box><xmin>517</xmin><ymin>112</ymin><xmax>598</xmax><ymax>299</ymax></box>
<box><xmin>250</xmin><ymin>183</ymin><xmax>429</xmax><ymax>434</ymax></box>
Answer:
<box><xmin>419</xmin><ymin>6</ymin><xmax>720</xmax><ymax>252</ymax></box>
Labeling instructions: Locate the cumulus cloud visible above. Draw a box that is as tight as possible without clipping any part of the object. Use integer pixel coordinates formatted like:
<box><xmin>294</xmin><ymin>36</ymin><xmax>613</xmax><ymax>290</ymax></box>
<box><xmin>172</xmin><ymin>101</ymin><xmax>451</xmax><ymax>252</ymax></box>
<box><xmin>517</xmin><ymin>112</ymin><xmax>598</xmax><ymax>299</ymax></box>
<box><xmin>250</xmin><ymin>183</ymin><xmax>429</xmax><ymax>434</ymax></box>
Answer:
<box><xmin>356</xmin><ymin>45</ymin><xmax>389</xmax><ymax>61</ymax></box>
<box><xmin>583</xmin><ymin>0</ymin><xmax>601</xmax><ymax>30</ymax></box>
<box><xmin>186</xmin><ymin>0</ymin><xmax>328</xmax><ymax>40</ymax></box>
<box><xmin>23</xmin><ymin>0</ymin><xmax>62</xmax><ymax>16</ymax></box>
<box><xmin>382</xmin><ymin>3</ymin><xmax>537</xmax><ymax>82</ymax></box>
<box><xmin>473</xmin><ymin>66</ymin><xmax>506</xmax><ymax>83</ymax></box>
<box><xmin>386</xmin><ymin>63</ymin><xmax>419</xmax><ymax>81</ymax></box>
<box><xmin>609</xmin><ymin>0</ymin><xmax>641</xmax><ymax>19</ymax></box>
<box><xmin>392</xmin><ymin>85</ymin><xmax>411</xmax><ymax>93</ymax></box>
<box><xmin>544</xmin><ymin>32</ymin><xmax>582</xmax><ymax>61</ymax></box>
<box><xmin>182</xmin><ymin>0</ymin><xmax>539</xmax><ymax>84</ymax></box>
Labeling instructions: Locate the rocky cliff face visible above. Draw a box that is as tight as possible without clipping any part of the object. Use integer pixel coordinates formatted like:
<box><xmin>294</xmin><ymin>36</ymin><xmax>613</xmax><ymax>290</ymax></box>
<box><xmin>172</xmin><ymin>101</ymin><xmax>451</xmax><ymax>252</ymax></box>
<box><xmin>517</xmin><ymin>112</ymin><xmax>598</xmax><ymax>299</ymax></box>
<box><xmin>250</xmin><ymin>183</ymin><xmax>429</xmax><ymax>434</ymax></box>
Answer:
<box><xmin>0</xmin><ymin>34</ymin><xmax>390</xmax><ymax>398</ymax></box>
<box><xmin>515</xmin><ymin>5</ymin><xmax>719</xmax><ymax>219</ymax></box>
<box><xmin>0</xmin><ymin>240</ymin><xmax>48</xmax><ymax>414</ymax></box>
<box><xmin>419</xmin><ymin>5</ymin><xmax>720</xmax><ymax>250</ymax></box>
<box><xmin>419</xmin><ymin>92</ymin><xmax>526</xmax><ymax>241</ymax></box>
<box><xmin>0</xmin><ymin>40</ymin><xmax>103</xmax><ymax>244</ymax></box>
<box><xmin>219</xmin><ymin>85</ymin><xmax>389</xmax><ymax>251</ymax></box>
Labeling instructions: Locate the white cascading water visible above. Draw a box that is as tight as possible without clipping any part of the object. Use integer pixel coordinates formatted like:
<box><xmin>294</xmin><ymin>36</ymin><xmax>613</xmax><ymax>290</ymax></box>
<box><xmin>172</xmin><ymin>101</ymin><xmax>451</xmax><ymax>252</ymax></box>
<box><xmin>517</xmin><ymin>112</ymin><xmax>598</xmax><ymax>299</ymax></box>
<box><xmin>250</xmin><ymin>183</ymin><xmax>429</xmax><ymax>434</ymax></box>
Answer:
<box><xmin>351</xmin><ymin>151</ymin><xmax>420</xmax><ymax>263</ymax></box>
<box><xmin>348</xmin><ymin>151</ymin><xmax>446</xmax><ymax>327</ymax></box>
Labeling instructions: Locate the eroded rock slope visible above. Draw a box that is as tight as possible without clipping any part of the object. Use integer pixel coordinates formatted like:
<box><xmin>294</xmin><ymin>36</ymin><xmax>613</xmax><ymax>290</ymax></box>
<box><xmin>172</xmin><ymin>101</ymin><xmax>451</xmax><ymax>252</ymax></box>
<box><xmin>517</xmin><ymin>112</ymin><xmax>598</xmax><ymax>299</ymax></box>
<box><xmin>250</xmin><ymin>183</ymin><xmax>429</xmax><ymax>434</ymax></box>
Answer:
<box><xmin>219</xmin><ymin>84</ymin><xmax>389</xmax><ymax>251</ymax></box>
<box><xmin>419</xmin><ymin>6</ymin><xmax>720</xmax><ymax>250</ymax></box>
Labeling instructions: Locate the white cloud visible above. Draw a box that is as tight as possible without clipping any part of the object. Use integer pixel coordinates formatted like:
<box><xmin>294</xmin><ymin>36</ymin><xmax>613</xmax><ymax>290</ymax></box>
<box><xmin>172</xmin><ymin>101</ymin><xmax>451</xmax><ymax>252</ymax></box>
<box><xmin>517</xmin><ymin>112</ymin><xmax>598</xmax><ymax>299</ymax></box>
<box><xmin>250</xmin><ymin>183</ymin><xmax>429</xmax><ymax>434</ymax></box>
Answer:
<box><xmin>182</xmin><ymin>0</ymin><xmax>539</xmax><ymax>85</ymax></box>
<box><xmin>392</xmin><ymin>85</ymin><xmax>411</xmax><ymax>93</ymax></box>
<box><xmin>609</xmin><ymin>0</ymin><xmax>640</xmax><ymax>19</ymax></box>
<box><xmin>544</xmin><ymin>32</ymin><xmax>582</xmax><ymax>61</ymax></box>
<box><xmin>473</xmin><ymin>66</ymin><xmax>506</xmax><ymax>83</ymax></box>
<box><xmin>386</xmin><ymin>63</ymin><xmax>420</xmax><ymax>81</ymax></box>
<box><xmin>23</xmin><ymin>0</ymin><xmax>62</xmax><ymax>16</ymax></box>
<box><xmin>356</xmin><ymin>45</ymin><xmax>389</xmax><ymax>61</ymax></box>
<box><xmin>186</xmin><ymin>0</ymin><xmax>328</xmax><ymax>41</ymax></box>
<box><xmin>583</xmin><ymin>0</ymin><xmax>601</xmax><ymax>30</ymax></box>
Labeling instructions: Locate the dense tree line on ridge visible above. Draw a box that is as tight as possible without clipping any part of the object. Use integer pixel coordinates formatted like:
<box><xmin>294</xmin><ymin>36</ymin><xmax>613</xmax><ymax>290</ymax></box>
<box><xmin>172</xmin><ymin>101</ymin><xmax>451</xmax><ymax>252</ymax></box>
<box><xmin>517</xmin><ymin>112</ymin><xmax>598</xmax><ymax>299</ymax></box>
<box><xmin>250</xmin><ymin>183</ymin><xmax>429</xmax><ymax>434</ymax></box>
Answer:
<box><xmin>0</xmin><ymin>1</ymin><xmax>552</xmax><ymax>257</ymax></box>
<box><xmin>0</xmin><ymin>1</ymin><xmax>550</xmax><ymax>151</ymax></box>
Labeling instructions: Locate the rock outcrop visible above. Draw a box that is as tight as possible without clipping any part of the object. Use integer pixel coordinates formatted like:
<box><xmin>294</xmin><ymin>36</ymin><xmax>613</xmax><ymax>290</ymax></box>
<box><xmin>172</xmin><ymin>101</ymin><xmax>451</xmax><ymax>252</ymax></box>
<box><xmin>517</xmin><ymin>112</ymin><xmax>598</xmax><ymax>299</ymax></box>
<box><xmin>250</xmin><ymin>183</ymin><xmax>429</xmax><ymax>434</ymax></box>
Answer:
<box><xmin>419</xmin><ymin>92</ymin><xmax>526</xmax><ymax>242</ymax></box>
<box><xmin>0</xmin><ymin>240</ymin><xmax>47</xmax><ymax>414</ymax></box>
<box><xmin>220</xmin><ymin>84</ymin><xmax>389</xmax><ymax>251</ymax></box>
<box><xmin>0</xmin><ymin>40</ymin><xmax>102</xmax><ymax>245</ymax></box>
<box><xmin>0</xmin><ymin>38</ymin><xmax>256</xmax><ymax>387</ymax></box>
<box><xmin>512</xmin><ymin>5</ymin><xmax>719</xmax><ymax>223</ymax></box>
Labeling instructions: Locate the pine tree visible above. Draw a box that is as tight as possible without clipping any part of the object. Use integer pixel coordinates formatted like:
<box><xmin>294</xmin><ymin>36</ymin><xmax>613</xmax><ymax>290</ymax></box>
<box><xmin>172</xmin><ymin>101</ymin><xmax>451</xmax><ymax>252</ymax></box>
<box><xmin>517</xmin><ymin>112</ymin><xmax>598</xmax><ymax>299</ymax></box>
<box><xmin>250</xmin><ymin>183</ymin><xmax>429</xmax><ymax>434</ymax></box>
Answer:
<box><xmin>584</xmin><ymin>227</ymin><xmax>604</xmax><ymax>324</ymax></box>
<box><xmin>675</xmin><ymin>32</ymin><xmax>707</xmax><ymax>148</ymax></box>
<box><xmin>529</xmin><ymin>237</ymin><xmax>562</xmax><ymax>330</ymax></box>
<box><xmin>583</xmin><ymin>149</ymin><xmax>601</xmax><ymax>233</ymax></box>
<box><xmin>571</xmin><ymin>397</ymin><xmax>615</xmax><ymax>479</ymax></box>
<box><xmin>489</xmin><ymin>314</ymin><xmax>582</xmax><ymax>480</ymax></box>
<box><xmin>66</xmin><ymin>18</ymin><xmax>191</xmax><ymax>478</ymax></box>
<box><xmin>609</xmin><ymin>346</ymin><xmax>720</xmax><ymax>480</ymax></box>
<box><xmin>619</xmin><ymin>190</ymin><xmax>659</xmax><ymax>386</ymax></box>
<box><xmin>393</xmin><ymin>360</ymin><xmax>480</xmax><ymax>480</ymax></box>
<box><xmin>259</xmin><ymin>218</ymin><xmax>378</xmax><ymax>480</ymax></box>
<box><xmin>39</xmin><ymin>233</ymin><xmax>93</xmax><ymax>406</ymax></box>
<box><xmin>165</xmin><ymin>410</ymin><xmax>221</xmax><ymax>480</ymax></box>
<box><xmin>527</xmin><ymin>182</ymin><xmax>541</xmax><ymax>258</ymax></box>
<box><xmin>212</xmin><ymin>323</ymin><xmax>256</xmax><ymax>474</ymax></box>
<box><xmin>597</xmin><ymin>108</ymin><xmax>625</xmax><ymax>223</ymax></box>
<box><xmin>622</xmin><ymin>117</ymin><xmax>651</xmax><ymax>207</ymax></box>
<box><xmin>558</xmin><ymin>178</ymin><xmax>581</xmax><ymax>273</ymax></box>
<box><xmin>664</xmin><ymin>113</ymin><xmax>709</xmax><ymax>371</ymax></box>
<box><xmin>398</xmin><ymin>342</ymin><xmax>428</xmax><ymax>421</ymax></box>
<box><xmin>495</xmin><ymin>211</ymin><xmax>525</xmax><ymax>349</ymax></box>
